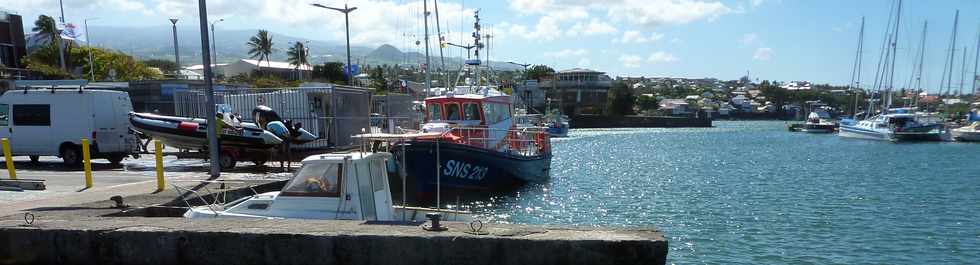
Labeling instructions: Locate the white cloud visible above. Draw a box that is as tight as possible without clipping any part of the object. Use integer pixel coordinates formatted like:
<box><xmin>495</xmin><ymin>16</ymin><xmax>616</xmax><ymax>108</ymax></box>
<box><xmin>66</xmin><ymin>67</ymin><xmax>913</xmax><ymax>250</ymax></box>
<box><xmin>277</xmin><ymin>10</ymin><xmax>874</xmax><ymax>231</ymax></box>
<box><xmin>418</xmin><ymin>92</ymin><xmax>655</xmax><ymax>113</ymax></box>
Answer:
<box><xmin>577</xmin><ymin>58</ymin><xmax>592</xmax><ymax>68</ymax></box>
<box><xmin>567</xmin><ymin>18</ymin><xmax>617</xmax><ymax>37</ymax></box>
<box><xmin>753</xmin><ymin>47</ymin><xmax>772</xmax><ymax>61</ymax></box>
<box><xmin>614</xmin><ymin>30</ymin><xmax>664</xmax><ymax>43</ymax></box>
<box><xmin>545</xmin><ymin>48</ymin><xmax>589</xmax><ymax>58</ymax></box>
<box><xmin>607</xmin><ymin>0</ymin><xmax>733</xmax><ymax>27</ymax></box>
<box><xmin>619</xmin><ymin>54</ymin><xmax>643</xmax><ymax>68</ymax></box>
<box><xmin>752</xmin><ymin>0</ymin><xmax>764</xmax><ymax>7</ymax></box>
<box><xmin>647</xmin><ymin>51</ymin><xmax>678</xmax><ymax>63</ymax></box>
<box><xmin>741</xmin><ymin>33</ymin><xmax>758</xmax><ymax>45</ymax></box>
<box><xmin>14</xmin><ymin>0</ymin><xmax>476</xmax><ymax>47</ymax></box>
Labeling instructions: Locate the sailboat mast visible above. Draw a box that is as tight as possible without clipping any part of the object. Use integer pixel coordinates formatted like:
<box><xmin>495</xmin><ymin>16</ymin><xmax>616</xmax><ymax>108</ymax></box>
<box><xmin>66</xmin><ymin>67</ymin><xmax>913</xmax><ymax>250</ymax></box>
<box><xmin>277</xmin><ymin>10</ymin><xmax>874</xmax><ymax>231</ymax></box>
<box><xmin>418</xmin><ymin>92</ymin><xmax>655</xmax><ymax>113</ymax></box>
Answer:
<box><xmin>850</xmin><ymin>17</ymin><xmax>865</xmax><ymax>116</ymax></box>
<box><xmin>914</xmin><ymin>21</ymin><xmax>927</xmax><ymax>108</ymax></box>
<box><xmin>423</xmin><ymin>0</ymin><xmax>433</xmax><ymax>97</ymax></box>
<box><xmin>973</xmin><ymin>24</ymin><xmax>980</xmax><ymax>96</ymax></box>
<box><xmin>960</xmin><ymin>46</ymin><xmax>968</xmax><ymax>96</ymax></box>
<box><xmin>945</xmin><ymin>10</ymin><xmax>959</xmax><ymax>96</ymax></box>
<box><xmin>884</xmin><ymin>0</ymin><xmax>902</xmax><ymax>111</ymax></box>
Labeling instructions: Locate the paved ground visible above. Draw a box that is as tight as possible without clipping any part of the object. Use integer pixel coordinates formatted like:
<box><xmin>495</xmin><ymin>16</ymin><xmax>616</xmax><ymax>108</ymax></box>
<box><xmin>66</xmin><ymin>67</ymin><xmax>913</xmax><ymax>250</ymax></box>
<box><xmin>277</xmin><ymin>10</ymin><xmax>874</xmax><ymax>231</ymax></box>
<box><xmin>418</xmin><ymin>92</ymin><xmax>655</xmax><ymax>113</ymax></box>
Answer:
<box><xmin>0</xmin><ymin>152</ymin><xmax>294</xmax><ymax>216</ymax></box>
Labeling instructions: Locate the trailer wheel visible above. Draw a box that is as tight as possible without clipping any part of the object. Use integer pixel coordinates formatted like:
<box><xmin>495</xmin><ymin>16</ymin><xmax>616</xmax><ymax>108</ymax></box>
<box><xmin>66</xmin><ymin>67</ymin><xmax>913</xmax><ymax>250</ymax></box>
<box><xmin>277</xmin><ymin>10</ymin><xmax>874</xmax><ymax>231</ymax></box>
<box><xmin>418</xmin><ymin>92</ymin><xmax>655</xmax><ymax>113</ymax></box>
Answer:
<box><xmin>107</xmin><ymin>154</ymin><xmax>126</xmax><ymax>165</ymax></box>
<box><xmin>60</xmin><ymin>146</ymin><xmax>82</xmax><ymax>167</ymax></box>
<box><xmin>219</xmin><ymin>151</ymin><xmax>237</xmax><ymax>170</ymax></box>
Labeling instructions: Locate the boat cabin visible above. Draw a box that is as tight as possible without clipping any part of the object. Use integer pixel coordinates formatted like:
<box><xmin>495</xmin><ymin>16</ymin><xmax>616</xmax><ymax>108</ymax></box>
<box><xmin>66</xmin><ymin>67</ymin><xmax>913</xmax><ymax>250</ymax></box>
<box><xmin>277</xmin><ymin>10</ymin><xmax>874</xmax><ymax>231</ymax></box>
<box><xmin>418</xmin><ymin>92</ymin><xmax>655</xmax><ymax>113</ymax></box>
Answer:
<box><xmin>424</xmin><ymin>94</ymin><xmax>512</xmax><ymax>127</ymax></box>
<box><xmin>184</xmin><ymin>152</ymin><xmax>396</xmax><ymax>220</ymax></box>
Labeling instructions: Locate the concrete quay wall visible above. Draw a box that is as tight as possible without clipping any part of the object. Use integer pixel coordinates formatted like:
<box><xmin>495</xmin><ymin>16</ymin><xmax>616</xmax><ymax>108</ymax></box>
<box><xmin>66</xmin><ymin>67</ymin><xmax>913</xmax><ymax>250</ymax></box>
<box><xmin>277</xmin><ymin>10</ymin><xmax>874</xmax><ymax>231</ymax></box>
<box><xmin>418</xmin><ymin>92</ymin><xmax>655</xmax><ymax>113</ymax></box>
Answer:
<box><xmin>0</xmin><ymin>218</ymin><xmax>667</xmax><ymax>265</ymax></box>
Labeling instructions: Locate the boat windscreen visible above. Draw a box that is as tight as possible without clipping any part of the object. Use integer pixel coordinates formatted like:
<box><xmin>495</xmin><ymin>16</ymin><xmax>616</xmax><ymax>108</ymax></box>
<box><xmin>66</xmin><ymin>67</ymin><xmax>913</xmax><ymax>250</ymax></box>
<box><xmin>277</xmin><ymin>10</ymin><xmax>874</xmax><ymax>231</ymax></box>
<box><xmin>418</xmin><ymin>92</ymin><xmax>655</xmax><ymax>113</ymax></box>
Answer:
<box><xmin>280</xmin><ymin>163</ymin><xmax>343</xmax><ymax>197</ymax></box>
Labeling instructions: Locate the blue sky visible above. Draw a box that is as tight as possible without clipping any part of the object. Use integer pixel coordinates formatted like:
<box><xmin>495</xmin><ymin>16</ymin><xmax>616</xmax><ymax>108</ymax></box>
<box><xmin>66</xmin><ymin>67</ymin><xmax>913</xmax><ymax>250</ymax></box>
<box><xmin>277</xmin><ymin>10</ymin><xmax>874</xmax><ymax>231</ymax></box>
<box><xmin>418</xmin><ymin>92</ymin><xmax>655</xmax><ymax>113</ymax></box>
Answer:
<box><xmin>5</xmin><ymin>0</ymin><xmax>980</xmax><ymax>92</ymax></box>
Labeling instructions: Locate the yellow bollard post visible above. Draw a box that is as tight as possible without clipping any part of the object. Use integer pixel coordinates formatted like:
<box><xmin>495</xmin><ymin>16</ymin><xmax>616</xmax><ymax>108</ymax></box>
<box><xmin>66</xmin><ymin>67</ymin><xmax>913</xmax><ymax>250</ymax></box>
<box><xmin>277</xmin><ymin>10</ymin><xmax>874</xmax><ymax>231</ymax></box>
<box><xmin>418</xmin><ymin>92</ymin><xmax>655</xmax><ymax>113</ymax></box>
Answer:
<box><xmin>2</xmin><ymin>138</ymin><xmax>15</xmax><ymax>180</ymax></box>
<box><xmin>154</xmin><ymin>140</ymin><xmax>165</xmax><ymax>192</ymax></box>
<box><xmin>81</xmin><ymin>138</ymin><xmax>93</xmax><ymax>189</ymax></box>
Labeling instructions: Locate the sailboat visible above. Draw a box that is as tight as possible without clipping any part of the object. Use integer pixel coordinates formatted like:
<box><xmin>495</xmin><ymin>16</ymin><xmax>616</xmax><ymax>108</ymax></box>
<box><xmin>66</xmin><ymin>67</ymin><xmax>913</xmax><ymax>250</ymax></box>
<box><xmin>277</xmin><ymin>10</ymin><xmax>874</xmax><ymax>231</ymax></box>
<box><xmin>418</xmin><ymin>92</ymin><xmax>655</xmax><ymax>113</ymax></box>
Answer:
<box><xmin>839</xmin><ymin>0</ymin><xmax>944</xmax><ymax>142</ymax></box>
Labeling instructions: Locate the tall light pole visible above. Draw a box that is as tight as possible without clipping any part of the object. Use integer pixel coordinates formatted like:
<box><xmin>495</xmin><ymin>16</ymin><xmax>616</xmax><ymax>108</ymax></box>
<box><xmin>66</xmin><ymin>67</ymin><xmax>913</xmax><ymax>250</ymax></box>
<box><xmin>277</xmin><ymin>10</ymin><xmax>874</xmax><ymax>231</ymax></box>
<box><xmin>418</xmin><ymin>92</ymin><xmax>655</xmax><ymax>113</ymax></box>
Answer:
<box><xmin>197</xmin><ymin>0</ymin><xmax>220</xmax><ymax>178</ymax></box>
<box><xmin>169</xmin><ymin>19</ymin><xmax>180</xmax><ymax>76</ymax></box>
<box><xmin>84</xmin><ymin>17</ymin><xmax>99</xmax><ymax>81</ymax></box>
<box><xmin>210</xmin><ymin>18</ymin><xmax>224</xmax><ymax>71</ymax></box>
<box><xmin>311</xmin><ymin>3</ymin><xmax>357</xmax><ymax>86</ymax></box>
<box><xmin>57</xmin><ymin>0</ymin><xmax>67</xmax><ymax>71</ymax></box>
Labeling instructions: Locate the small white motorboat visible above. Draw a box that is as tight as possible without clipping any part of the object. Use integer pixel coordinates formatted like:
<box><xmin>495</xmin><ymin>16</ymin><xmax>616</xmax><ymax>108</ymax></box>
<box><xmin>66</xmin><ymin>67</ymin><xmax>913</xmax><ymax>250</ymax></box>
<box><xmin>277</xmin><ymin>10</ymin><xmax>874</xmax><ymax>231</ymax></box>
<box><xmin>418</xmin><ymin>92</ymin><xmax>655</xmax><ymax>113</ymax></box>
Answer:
<box><xmin>183</xmin><ymin>151</ymin><xmax>471</xmax><ymax>221</ymax></box>
<box><xmin>951</xmin><ymin>121</ymin><xmax>980</xmax><ymax>142</ymax></box>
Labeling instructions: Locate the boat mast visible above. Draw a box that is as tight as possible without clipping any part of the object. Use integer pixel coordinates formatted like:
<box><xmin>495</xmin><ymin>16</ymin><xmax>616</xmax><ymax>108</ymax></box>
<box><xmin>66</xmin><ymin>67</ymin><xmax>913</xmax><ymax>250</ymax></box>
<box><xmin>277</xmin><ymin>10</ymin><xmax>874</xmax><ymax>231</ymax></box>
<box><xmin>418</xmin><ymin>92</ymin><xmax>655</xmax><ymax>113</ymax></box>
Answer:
<box><xmin>423</xmin><ymin>0</ymin><xmax>433</xmax><ymax>97</ymax></box>
<box><xmin>849</xmin><ymin>17</ymin><xmax>865</xmax><ymax>116</ymax></box>
<box><xmin>973</xmin><ymin>23</ymin><xmax>980</xmax><ymax>96</ymax></box>
<box><xmin>884</xmin><ymin>0</ymin><xmax>901</xmax><ymax>112</ymax></box>
<box><xmin>434</xmin><ymin>0</ymin><xmax>448</xmax><ymax>88</ymax></box>
<box><xmin>960</xmin><ymin>46</ymin><xmax>968</xmax><ymax>96</ymax></box>
<box><xmin>913</xmin><ymin>21</ymin><xmax>927</xmax><ymax>108</ymax></box>
<box><xmin>943</xmin><ymin>10</ymin><xmax>959</xmax><ymax>96</ymax></box>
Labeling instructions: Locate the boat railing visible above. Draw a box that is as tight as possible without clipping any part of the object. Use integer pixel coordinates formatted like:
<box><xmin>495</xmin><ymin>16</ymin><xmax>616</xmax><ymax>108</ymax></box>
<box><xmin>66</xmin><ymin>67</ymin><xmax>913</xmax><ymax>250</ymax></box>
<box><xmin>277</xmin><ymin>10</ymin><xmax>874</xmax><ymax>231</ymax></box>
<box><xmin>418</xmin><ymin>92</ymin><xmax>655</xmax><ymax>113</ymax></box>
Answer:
<box><xmin>443</xmin><ymin>126</ymin><xmax>551</xmax><ymax>156</ymax></box>
<box><xmin>170</xmin><ymin>180</ymin><xmax>260</xmax><ymax>215</ymax></box>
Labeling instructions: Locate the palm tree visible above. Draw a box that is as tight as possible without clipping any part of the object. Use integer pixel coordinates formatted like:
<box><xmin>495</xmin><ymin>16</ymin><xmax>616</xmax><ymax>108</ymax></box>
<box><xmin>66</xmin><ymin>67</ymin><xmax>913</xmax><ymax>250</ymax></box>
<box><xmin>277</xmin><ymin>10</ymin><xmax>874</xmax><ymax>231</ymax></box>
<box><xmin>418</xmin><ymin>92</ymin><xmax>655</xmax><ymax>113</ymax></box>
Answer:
<box><xmin>246</xmin><ymin>30</ymin><xmax>274</xmax><ymax>70</ymax></box>
<box><xmin>287</xmin><ymin>42</ymin><xmax>309</xmax><ymax>79</ymax></box>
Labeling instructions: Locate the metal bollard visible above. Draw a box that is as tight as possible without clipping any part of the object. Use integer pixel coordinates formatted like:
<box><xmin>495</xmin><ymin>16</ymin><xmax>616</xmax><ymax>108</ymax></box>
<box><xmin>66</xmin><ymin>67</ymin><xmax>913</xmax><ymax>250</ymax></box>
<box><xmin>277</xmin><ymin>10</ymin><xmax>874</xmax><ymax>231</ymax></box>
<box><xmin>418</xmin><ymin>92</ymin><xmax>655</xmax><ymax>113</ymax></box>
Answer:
<box><xmin>2</xmin><ymin>138</ymin><xmax>15</xmax><ymax>180</ymax></box>
<box><xmin>154</xmin><ymin>140</ymin><xmax>165</xmax><ymax>192</ymax></box>
<box><xmin>81</xmin><ymin>138</ymin><xmax>93</xmax><ymax>189</ymax></box>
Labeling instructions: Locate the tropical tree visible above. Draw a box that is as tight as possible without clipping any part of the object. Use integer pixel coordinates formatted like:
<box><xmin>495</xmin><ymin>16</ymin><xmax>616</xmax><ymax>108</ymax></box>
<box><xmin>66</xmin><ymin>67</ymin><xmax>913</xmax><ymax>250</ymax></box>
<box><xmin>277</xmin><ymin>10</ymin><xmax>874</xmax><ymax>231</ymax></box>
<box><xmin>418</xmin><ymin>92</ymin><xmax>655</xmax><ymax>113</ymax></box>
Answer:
<box><xmin>286</xmin><ymin>42</ymin><xmax>309</xmax><ymax>79</ymax></box>
<box><xmin>312</xmin><ymin>62</ymin><xmax>346</xmax><ymax>84</ymax></box>
<box><xmin>142</xmin><ymin>59</ymin><xmax>179</xmax><ymax>74</ymax></box>
<box><xmin>246</xmin><ymin>30</ymin><xmax>274</xmax><ymax>69</ymax></box>
<box><xmin>32</xmin><ymin>15</ymin><xmax>57</xmax><ymax>36</ymax></box>
<box><xmin>606</xmin><ymin>82</ymin><xmax>636</xmax><ymax>116</ymax></box>
<box><xmin>369</xmin><ymin>65</ymin><xmax>387</xmax><ymax>93</ymax></box>
<box><xmin>526</xmin><ymin>64</ymin><xmax>555</xmax><ymax>81</ymax></box>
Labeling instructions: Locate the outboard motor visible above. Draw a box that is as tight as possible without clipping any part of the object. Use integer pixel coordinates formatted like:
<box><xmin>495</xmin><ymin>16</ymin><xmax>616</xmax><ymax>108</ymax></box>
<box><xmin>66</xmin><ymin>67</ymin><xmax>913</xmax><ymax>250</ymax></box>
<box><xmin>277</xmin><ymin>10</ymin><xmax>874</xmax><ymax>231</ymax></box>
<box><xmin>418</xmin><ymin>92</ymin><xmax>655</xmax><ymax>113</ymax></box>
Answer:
<box><xmin>252</xmin><ymin>105</ymin><xmax>283</xmax><ymax>128</ymax></box>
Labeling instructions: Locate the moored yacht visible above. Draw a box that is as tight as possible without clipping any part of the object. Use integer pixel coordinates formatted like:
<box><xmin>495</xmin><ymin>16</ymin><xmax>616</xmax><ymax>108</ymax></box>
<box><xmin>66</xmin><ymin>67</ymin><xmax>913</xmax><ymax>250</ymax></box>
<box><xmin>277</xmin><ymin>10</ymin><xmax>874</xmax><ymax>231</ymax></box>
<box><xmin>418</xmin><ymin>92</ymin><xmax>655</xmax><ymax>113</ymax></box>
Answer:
<box><xmin>838</xmin><ymin>111</ymin><xmax>942</xmax><ymax>141</ymax></box>
<box><xmin>801</xmin><ymin>110</ymin><xmax>837</xmax><ymax>133</ymax></box>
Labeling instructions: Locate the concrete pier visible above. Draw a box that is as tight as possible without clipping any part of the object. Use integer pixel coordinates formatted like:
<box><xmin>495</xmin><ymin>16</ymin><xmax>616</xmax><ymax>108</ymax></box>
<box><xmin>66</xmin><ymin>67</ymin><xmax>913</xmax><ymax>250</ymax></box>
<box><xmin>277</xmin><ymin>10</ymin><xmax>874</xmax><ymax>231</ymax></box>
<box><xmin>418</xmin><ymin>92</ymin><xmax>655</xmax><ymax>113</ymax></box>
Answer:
<box><xmin>0</xmin><ymin>190</ymin><xmax>668</xmax><ymax>265</ymax></box>
<box><xmin>0</xmin><ymin>217</ymin><xmax>666</xmax><ymax>265</ymax></box>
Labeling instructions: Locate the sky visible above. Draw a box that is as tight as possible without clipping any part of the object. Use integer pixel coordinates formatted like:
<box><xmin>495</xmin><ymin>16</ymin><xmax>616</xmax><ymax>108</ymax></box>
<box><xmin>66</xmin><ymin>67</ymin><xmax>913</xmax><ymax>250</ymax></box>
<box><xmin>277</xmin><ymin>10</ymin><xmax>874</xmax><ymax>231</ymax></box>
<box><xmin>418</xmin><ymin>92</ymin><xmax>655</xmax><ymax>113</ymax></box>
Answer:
<box><xmin>4</xmin><ymin>0</ymin><xmax>980</xmax><ymax>92</ymax></box>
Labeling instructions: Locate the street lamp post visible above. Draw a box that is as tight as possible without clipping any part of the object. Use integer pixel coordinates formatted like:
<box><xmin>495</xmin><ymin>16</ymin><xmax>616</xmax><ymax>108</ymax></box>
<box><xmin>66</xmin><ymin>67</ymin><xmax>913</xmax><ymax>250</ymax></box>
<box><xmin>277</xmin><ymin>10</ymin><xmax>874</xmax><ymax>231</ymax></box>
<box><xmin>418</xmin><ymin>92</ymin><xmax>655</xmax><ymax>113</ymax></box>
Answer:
<box><xmin>196</xmin><ymin>0</ymin><xmax>220</xmax><ymax>178</ymax></box>
<box><xmin>311</xmin><ymin>3</ymin><xmax>357</xmax><ymax>86</ymax></box>
<box><xmin>84</xmin><ymin>18</ymin><xmax>99</xmax><ymax>81</ymax></box>
<box><xmin>57</xmin><ymin>0</ymin><xmax>66</xmax><ymax>71</ymax></box>
<box><xmin>210</xmin><ymin>18</ymin><xmax>224</xmax><ymax>73</ymax></box>
<box><xmin>169</xmin><ymin>19</ymin><xmax>180</xmax><ymax>75</ymax></box>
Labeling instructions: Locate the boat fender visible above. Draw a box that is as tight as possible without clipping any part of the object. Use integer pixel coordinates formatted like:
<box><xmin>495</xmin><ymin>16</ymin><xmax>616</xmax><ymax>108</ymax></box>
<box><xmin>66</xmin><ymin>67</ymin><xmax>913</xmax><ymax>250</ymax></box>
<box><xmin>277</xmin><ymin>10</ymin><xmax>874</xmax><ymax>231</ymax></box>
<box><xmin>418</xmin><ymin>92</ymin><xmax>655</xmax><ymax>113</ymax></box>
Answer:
<box><xmin>177</xmin><ymin>122</ymin><xmax>199</xmax><ymax>132</ymax></box>
<box><xmin>267</xmin><ymin>121</ymin><xmax>291</xmax><ymax>138</ymax></box>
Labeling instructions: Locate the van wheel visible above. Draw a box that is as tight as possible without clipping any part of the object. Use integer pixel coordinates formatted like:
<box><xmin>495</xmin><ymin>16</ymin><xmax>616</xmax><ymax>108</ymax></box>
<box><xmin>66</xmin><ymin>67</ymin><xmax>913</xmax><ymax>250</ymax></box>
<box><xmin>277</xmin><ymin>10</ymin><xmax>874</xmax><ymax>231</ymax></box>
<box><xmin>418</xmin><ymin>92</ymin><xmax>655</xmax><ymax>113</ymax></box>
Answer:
<box><xmin>107</xmin><ymin>155</ymin><xmax>126</xmax><ymax>166</ymax></box>
<box><xmin>60</xmin><ymin>146</ymin><xmax>82</xmax><ymax>167</ymax></box>
<box><xmin>219</xmin><ymin>152</ymin><xmax>236</xmax><ymax>170</ymax></box>
<box><xmin>29</xmin><ymin>156</ymin><xmax>40</xmax><ymax>164</ymax></box>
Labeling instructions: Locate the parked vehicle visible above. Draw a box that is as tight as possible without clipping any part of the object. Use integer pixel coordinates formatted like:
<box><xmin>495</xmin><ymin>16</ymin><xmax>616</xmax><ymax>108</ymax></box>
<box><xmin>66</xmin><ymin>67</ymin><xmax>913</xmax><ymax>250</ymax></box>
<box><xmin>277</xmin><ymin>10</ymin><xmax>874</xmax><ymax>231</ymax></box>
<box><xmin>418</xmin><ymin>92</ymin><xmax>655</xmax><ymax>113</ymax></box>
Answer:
<box><xmin>0</xmin><ymin>88</ymin><xmax>140</xmax><ymax>165</ymax></box>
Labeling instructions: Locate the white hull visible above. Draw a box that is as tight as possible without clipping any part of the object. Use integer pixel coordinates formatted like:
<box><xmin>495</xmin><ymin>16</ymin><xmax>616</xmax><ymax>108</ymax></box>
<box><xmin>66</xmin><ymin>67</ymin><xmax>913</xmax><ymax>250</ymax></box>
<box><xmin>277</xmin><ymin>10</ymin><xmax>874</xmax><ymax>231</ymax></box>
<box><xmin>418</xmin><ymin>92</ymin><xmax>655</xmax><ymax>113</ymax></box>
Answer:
<box><xmin>951</xmin><ymin>129</ymin><xmax>980</xmax><ymax>142</ymax></box>
<box><xmin>838</xmin><ymin>126</ymin><xmax>894</xmax><ymax>141</ymax></box>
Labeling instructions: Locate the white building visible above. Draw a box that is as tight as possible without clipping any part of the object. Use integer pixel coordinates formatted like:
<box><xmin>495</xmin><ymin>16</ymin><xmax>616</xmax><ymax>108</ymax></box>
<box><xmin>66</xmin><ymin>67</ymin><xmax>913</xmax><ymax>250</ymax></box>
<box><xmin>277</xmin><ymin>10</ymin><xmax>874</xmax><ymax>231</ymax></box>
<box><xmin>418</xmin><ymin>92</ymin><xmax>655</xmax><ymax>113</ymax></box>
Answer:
<box><xmin>660</xmin><ymin>99</ymin><xmax>690</xmax><ymax>116</ymax></box>
<box><xmin>186</xmin><ymin>59</ymin><xmax>312</xmax><ymax>80</ymax></box>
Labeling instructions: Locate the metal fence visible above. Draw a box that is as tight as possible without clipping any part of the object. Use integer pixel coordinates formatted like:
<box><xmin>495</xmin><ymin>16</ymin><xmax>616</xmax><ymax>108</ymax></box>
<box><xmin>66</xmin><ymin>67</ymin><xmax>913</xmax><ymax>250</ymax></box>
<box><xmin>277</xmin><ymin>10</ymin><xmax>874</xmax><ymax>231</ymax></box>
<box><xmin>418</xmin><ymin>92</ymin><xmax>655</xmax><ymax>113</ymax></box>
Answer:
<box><xmin>174</xmin><ymin>86</ymin><xmax>372</xmax><ymax>149</ymax></box>
<box><xmin>370</xmin><ymin>93</ymin><xmax>423</xmax><ymax>133</ymax></box>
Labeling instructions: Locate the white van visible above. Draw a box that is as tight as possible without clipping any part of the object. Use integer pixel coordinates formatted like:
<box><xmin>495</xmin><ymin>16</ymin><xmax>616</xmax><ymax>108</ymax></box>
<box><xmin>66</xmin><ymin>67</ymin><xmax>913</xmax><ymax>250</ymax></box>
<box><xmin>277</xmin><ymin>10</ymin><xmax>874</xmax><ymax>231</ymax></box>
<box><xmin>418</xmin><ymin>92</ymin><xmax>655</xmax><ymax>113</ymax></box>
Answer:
<box><xmin>0</xmin><ymin>88</ymin><xmax>140</xmax><ymax>166</ymax></box>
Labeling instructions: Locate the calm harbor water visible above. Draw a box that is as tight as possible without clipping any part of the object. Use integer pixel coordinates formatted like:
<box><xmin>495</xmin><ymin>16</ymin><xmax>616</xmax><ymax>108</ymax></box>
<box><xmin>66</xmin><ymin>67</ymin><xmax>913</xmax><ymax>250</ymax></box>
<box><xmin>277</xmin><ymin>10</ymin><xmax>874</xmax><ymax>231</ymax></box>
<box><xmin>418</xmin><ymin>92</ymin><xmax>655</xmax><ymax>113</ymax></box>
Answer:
<box><xmin>471</xmin><ymin>121</ymin><xmax>979</xmax><ymax>264</ymax></box>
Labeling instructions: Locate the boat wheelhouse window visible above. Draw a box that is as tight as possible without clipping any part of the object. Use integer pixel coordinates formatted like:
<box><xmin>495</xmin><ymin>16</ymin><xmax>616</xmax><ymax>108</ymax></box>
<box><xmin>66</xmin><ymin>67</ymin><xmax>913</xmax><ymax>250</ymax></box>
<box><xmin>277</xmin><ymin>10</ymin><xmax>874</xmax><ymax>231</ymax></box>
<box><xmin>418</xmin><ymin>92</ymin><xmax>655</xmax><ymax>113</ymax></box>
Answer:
<box><xmin>427</xmin><ymin>103</ymin><xmax>443</xmax><ymax>121</ymax></box>
<box><xmin>482</xmin><ymin>102</ymin><xmax>511</xmax><ymax>124</ymax></box>
<box><xmin>12</xmin><ymin>104</ymin><xmax>51</xmax><ymax>126</ymax></box>
<box><xmin>445</xmin><ymin>103</ymin><xmax>462</xmax><ymax>120</ymax></box>
<box><xmin>280</xmin><ymin>162</ymin><xmax>343</xmax><ymax>197</ymax></box>
<box><xmin>463</xmin><ymin>103</ymin><xmax>481</xmax><ymax>121</ymax></box>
